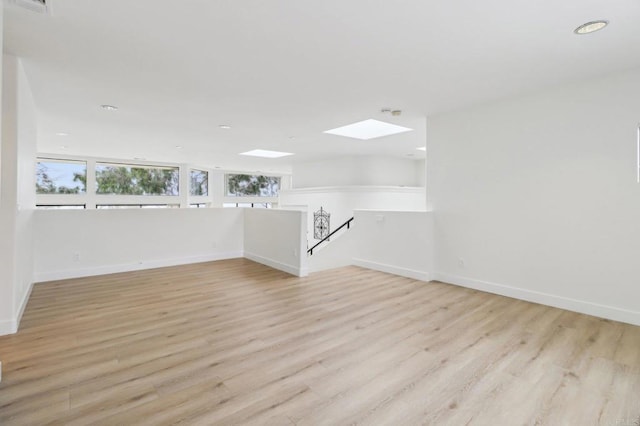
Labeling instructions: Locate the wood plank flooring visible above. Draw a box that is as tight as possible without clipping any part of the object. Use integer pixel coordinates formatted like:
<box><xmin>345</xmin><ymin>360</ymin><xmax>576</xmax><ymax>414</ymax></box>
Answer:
<box><xmin>0</xmin><ymin>258</ymin><xmax>639</xmax><ymax>425</ymax></box>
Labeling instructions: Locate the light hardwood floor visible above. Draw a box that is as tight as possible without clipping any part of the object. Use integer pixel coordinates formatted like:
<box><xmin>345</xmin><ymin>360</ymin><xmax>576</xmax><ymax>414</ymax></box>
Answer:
<box><xmin>0</xmin><ymin>258</ymin><xmax>639</xmax><ymax>425</ymax></box>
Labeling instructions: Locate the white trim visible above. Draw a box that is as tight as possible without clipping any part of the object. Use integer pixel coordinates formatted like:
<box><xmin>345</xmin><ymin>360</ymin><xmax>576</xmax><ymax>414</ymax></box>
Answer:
<box><xmin>308</xmin><ymin>261</ymin><xmax>353</xmax><ymax>274</ymax></box>
<box><xmin>433</xmin><ymin>272</ymin><xmax>640</xmax><ymax>327</ymax></box>
<box><xmin>0</xmin><ymin>319</ymin><xmax>17</xmax><ymax>337</ymax></box>
<box><xmin>15</xmin><ymin>281</ymin><xmax>34</xmax><ymax>331</ymax></box>
<box><xmin>353</xmin><ymin>258</ymin><xmax>431</xmax><ymax>282</ymax></box>
<box><xmin>222</xmin><ymin>198</ymin><xmax>279</xmax><ymax>206</ymax></box>
<box><xmin>244</xmin><ymin>252</ymin><xmax>308</xmax><ymax>277</ymax></box>
<box><xmin>35</xmin><ymin>252</ymin><xmax>244</xmax><ymax>283</ymax></box>
<box><xmin>353</xmin><ymin>209</ymin><xmax>432</xmax><ymax>214</ymax></box>
<box><xmin>636</xmin><ymin>125</ymin><xmax>639</xmax><ymax>183</ymax></box>
<box><xmin>280</xmin><ymin>186</ymin><xmax>424</xmax><ymax>195</ymax></box>
<box><xmin>0</xmin><ymin>282</ymin><xmax>35</xmax><ymax>336</ymax></box>
<box><xmin>38</xmin><ymin>152</ymin><xmax>182</xmax><ymax>168</ymax></box>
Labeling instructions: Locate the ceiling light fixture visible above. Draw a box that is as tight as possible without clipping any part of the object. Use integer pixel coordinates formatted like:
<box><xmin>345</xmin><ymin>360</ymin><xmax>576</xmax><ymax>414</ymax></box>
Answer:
<box><xmin>55</xmin><ymin>132</ymin><xmax>69</xmax><ymax>136</ymax></box>
<box><xmin>240</xmin><ymin>149</ymin><xmax>294</xmax><ymax>158</ymax></box>
<box><xmin>100</xmin><ymin>104</ymin><xmax>118</xmax><ymax>111</ymax></box>
<box><xmin>324</xmin><ymin>119</ymin><xmax>413</xmax><ymax>140</ymax></box>
<box><xmin>574</xmin><ymin>20</ymin><xmax>609</xmax><ymax>35</ymax></box>
<box><xmin>381</xmin><ymin>108</ymin><xmax>402</xmax><ymax>116</ymax></box>
<box><xmin>219</xmin><ymin>125</ymin><xmax>232</xmax><ymax>130</ymax></box>
<box><xmin>175</xmin><ymin>145</ymin><xmax>183</xmax><ymax>149</ymax></box>
<box><xmin>416</xmin><ymin>147</ymin><xmax>427</xmax><ymax>151</ymax></box>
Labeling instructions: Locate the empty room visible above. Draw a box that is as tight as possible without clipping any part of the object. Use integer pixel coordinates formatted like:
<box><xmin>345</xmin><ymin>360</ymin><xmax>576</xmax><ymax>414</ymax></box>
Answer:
<box><xmin>1</xmin><ymin>0</ymin><xmax>639</xmax><ymax>425</ymax></box>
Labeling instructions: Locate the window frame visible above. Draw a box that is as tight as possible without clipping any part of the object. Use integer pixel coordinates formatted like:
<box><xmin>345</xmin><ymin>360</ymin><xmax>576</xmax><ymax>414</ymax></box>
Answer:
<box><xmin>35</xmin><ymin>154</ymin><xmax>286</xmax><ymax>210</ymax></box>
<box><xmin>36</xmin><ymin>156</ymin><xmax>197</xmax><ymax>209</ymax></box>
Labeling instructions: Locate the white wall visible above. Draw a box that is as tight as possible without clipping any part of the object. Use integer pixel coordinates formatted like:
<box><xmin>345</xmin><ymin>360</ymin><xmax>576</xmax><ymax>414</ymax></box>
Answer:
<box><xmin>279</xmin><ymin>186</ymin><xmax>426</xmax><ymax>245</ymax></box>
<box><xmin>428</xmin><ymin>67</ymin><xmax>640</xmax><ymax>325</ymax></box>
<box><xmin>307</xmin><ymin>210</ymin><xmax>435</xmax><ymax>278</ymax></box>
<box><xmin>0</xmin><ymin>53</ymin><xmax>37</xmax><ymax>335</ymax></box>
<box><xmin>210</xmin><ymin>171</ymin><xmax>226</xmax><ymax>207</ymax></box>
<box><xmin>307</xmin><ymin>227</ymin><xmax>356</xmax><ymax>273</ymax></box>
<box><xmin>292</xmin><ymin>156</ymin><xmax>425</xmax><ymax>188</ymax></box>
<box><xmin>14</xmin><ymin>55</ymin><xmax>36</xmax><ymax>323</ymax></box>
<box><xmin>352</xmin><ymin>210</ymin><xmax>434</xmax><ymax>281</ymax></box>
<box><xmin>0</xmin><ymin>15</ymin><xmax>10</xmax><ymax>335</ymax></box>
<box><xmin>243</xmin><ymin>208</ymin><xmax>308</xmax><ymax>277</ymax></box>
<box><xmin>34</xmin><ymin>208</ymin><xmax>244</xmax><ymax>282</ymax></box>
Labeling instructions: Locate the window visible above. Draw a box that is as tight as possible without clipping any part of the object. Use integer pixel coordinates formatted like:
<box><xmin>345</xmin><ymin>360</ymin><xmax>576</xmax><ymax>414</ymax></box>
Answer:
<box><xmin>36</xmin><ymin>159</ymin><xmax>86</xmax><ymax>194</ymax></box>
<box><xmin>190</xmin><ymin>203</ymin><xmax>208</xmax><ymax>208</ymax></box>
<box><xmin>190</xmin><ymin>169</ymin><xmax>208</xmax><ymax>196</ymax></box>
<box><xmin>95</xmin><ymin>163</ymin><xmax>179</xmax><ymax>195</ymax></box>
<box><xmin>226</xmin><ymin>174</ymin><xmax>281</xmax><ymax>197</ymax></box>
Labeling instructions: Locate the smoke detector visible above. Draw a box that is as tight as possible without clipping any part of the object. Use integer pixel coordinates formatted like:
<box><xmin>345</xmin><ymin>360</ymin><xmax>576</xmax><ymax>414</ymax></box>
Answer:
<box><xmin>7</xmin><ymin>0</ymin><xmax>51</xmax><ymax>14</ymax></box>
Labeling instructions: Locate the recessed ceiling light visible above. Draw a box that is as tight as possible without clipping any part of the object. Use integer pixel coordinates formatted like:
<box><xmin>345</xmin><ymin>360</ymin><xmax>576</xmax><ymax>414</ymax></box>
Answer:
<box><xmin>324</xmin><ymin>119</ymin><xmax>413</xmax><ymax>140</ymax></box>
<box><xmin>240</xmin><ymin>149</ymin><xmax>294</xmax><ymax>158</ymax></box>
<box><xmin>175</xmin><ymin>145</ymin><xmax>183</xmax><ymax>149</ymax></box>
<box><xmin>55</xmin><ymin>132</ymin><xmax>69</xmax><ymax>136</ymax></box>
<box><xmin>59</xmin><ymin>145</ymin><xmax>68</xmax><ymax>149</ymax></box>
<box><xmin>574</xmin><ymin>20</ymin><xmax>609</xmax><ymax>35</ymax></box>
<box><xmin>101</xmin><ymin>104</ymin><xmax>118</xmax><ymax>111</ymax></box>
<box><xmin>416</xmin><ymin>146</ymin><xmax>427</xmax><ymax>151</ymax></box>
<box><xmin>219</xmin><ymin>125</ymin><xmax>232</xmax><ymax>130</ymax></box>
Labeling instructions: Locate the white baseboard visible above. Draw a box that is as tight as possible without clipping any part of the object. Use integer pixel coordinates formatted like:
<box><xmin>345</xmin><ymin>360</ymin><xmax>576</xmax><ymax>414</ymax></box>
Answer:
<box><xmin>308</xmin><ymin>259</ymin><xmax>353</xmax><ymax>274</ymax></box>
<box><xmin>15</xmin><ymin>280</ymin><xmax>34</xmax><ymax>331</ymax></box>
<box><xmin>244</xmin><ymin>252</ymin><xmax>308</xmax><ymax>277</ymax></box>
<box><xmin>0</xmin><ymin>281</ymin><xmax>35</xmax><ymax>336</ymax></box>
<box><xmin>34</xmin><ymin>252</ymin><xmax>244</xmax><ymax>283</ymax></box>
<box><xmin>0</xmin><ymin>319</ymin><xmax>17</xmax><ymax>336</ymax></box>
<box><xmin>433</xmin><ymin>272</ymin><xmax>640</xmax><ymax>327</ymax></box>
<box><xmin>353</xmin><ymin>258</ymin><xmax>431</xmax><ymax>282</ymax></box>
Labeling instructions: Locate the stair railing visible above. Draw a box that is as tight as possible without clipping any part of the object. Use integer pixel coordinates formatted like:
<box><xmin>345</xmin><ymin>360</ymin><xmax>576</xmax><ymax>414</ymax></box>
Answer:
<box><xmin>307</xmin><ymin>217</ymin><xmax>354</xmax><ymax>256</ymax></box>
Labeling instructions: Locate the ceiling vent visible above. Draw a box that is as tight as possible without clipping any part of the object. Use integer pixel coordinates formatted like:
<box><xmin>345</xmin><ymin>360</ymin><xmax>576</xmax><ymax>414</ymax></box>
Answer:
<box><xmin>7</xmin><ymin>0</ymin><xmax>50</xmax><ymax>14</ymax></box>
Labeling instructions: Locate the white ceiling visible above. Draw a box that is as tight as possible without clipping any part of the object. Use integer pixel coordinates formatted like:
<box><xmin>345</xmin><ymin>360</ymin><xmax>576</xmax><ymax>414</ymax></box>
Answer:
<box><xmin>4</xmin><ymin>0</ymin><xmax>640</xmax><ymax>173</ymax></box>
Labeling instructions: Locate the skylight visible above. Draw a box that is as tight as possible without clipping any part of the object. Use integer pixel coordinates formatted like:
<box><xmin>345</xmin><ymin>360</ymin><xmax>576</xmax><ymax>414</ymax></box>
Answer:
<box><xmin>324</xmin><ymin>119</ymin><xmax>413</xmax><ymax>140</ymax></box>
<box><xmin>239</xmin><ymin>149</ymin><xmax>294</xmax><ymax>158</ymax></box>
